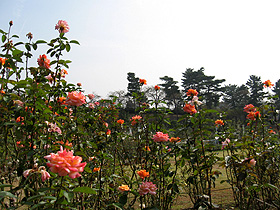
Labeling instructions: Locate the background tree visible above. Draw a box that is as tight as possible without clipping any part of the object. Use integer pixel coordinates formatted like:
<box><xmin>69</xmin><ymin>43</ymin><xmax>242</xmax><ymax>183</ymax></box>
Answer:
<box><xmin>272</xmin><ymin>79</ymin><xmax>280</xmax><ymax>109</ymax></box>
<box><xmin>181</xmin><ymin>67</ymin><xmax>225</xmax><ymax>109</ymax></box>
<box><xmin>246</xmin><ymin>75</ymin><xmax>265</xmax><ymax>106</ymax></box>
<box><xmin>127</xmin><ymin>72</ymin><xmax>140</xmax><ymax>97</ymax></box>
<box><xmin>159</xmin><ymin>76</ymin><xmax>183</xmax><ymax>113</ymax></box>
<box><xmin>222</xmin><ymin>84</ymin><xmax>249</xmax><ymax>122</ymax></box>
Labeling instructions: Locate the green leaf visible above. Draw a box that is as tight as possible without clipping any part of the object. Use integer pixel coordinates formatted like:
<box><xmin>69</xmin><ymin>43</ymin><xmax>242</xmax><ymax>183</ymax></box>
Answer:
<box><xmin>119</xmin><ymin>194</ymin><xmax>127</xmax><ymax>205</ymax></box>
<box><xmin>2</xmin><ymin>35</ymin><xmax>6</xmax><ymax>43</ymax></box>
<box><xmin>32</xmin><ymin>43</ymin><xmax>37</xmax><ymax>50</ymax></box>
<box><xmin>12</xmin><ymin>49</ymin><xmax>23</xmax><ymax>56</ymax></box>
<box><xmin>109</xmin><ymin>203</ymin><xmax>123</xmax><ymax>209</ymax></box>
<box><xmin>42</xmin><ymin>196</ymin><xmax>57</xmax><ymax>201</ymax></box>
<box><xmin>0</xmin><ymin>184</ymin><xmax>12</xmax><ymax>188</ymax></box>
<box><xmin>73</xmin><ymin>187</ymin><xmax>97</xmax><ymax>194</ymax></box>
<box><xmin>11</xmin><ymin>35</ymin><xmax>19</xmax><ymax>38</ymax></box>
<box><xmin>63</xmin><ymin>191</ymin><xmax>73</xmax><ymax>203</ymax></box>
<box><xmin>25</xmin><ymin>43</ymin><xmax>31</xmax><ymax>51</ymax></box>
<box><xmin>27</xmin><ymin>194</ymin><xmax>43</xmax><ymax>201</ymax></box>
<box><xmin>0</xmin><ymin>191</ymin><xmax>17</xmax><ymax>198</ymax></box>
<box><xmin>14</xmin><ymin>42</ymin><xmax>24</xmax><ymax>47</ymax></box>
<box><xmin>36</xmin><ymin>40</ymin><xmax>47</xmax><ymax>44</ymax></box>
<box><xmin>70</xmin><ymin>40</ymin><xmax>80</xmax><ymax>45</ymax></box>
<box><xmin>66</xmin><ymin>44</ymin><xmax>70</xmax><ymax>52</ymax></box>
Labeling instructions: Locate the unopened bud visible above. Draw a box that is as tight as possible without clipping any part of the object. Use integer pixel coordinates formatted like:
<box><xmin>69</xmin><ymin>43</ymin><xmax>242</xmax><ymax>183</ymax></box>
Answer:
<box><xmin>9</xmin><ymin>21</ymin><xmax>13</xmax><ymax>26</ymax></box>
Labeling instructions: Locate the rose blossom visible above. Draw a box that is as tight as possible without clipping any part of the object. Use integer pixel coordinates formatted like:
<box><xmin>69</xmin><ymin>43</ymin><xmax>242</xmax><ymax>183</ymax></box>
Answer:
<box><xmin>139</xmin><ymin>181</ymin><xmax>157</xmax><ymax>196</ymax></box>
<box><xmin>153</xmin><ymin>132</ymin><xmax>169</xmax><ymax>142</ymax></box>
<box><xmin>186</xmin><ymin>89</ymin><xmax>198</xmax><ymax>97</ymax></box>
<box><xmin>37</xmin><ymin>54</ymin><xmax>50</xmax><ymax>69</ymax></box>
<box><xmin>44</xmin><ymin>146</ymin><xmax>87</xmax><ymax>179</ymax></box>
<box><xmin>118</xmin><ymin>185</ymin><xmax>131</xmax><ymax>192</ymax></box>
<box><xmin>65</xmin><ymin>91</ymin><xmax>86</xmax><ymax>107</ymax></box>
<box><xmin>55</xmin><ymin>20</ymin><xmax>70</xmax><ymax>33</ymax></box>
<box><xmin>243</xmin><ymin>104</ymin><xmax>256</xmax><ymax>113</ymax></box>
<box><xmin>183</xmin><ymin>103</ymin><xmax>197</xmax><ymax>115</ymax></box>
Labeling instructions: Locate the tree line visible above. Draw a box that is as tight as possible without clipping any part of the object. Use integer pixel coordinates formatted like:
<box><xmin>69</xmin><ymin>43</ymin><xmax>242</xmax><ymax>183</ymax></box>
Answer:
<box><xmin>108</xmin><ymin>67</ymin><xmax>280</xmax><ymax>124</ymax></box>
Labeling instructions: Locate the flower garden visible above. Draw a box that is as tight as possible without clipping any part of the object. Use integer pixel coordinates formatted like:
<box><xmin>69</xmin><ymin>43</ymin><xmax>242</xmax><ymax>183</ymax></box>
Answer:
<box><xmin>0</xmin><ymin>20</ymin><xmax>280</xmax><ymax>210</ymax></box>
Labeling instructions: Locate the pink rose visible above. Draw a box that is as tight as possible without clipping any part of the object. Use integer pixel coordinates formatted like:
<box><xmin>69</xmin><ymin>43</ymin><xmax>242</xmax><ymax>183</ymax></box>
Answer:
<box><xmin>153</xmin><ymin>132</ymin><xmax>169</xmax><ymax>143</ymax></box>
<box><xmin>66</xmin><ymin>91</ymin><xmax>86</xmax><ymax>107</ymax></box>
<box><xmin>55</xmin><ymin>20</ymin><xmax>70</xmax><ymax>33</ymax></box>
<box><xmin>44</xmin><ymin>146</ymin><xmax>87</xmax><ymax>179</ymax></box>
<box><xmin>139</xmin><ymin>181</ymin><xmax>157</xmax><ymax>196</ymax></box>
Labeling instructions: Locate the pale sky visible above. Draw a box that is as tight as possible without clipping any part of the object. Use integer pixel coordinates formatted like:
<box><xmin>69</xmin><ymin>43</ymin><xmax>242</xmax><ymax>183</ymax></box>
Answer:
<box><xmin>1</xmin><ymin>0</ymin><xmax>280</xmax><ymax>97</ymax></box>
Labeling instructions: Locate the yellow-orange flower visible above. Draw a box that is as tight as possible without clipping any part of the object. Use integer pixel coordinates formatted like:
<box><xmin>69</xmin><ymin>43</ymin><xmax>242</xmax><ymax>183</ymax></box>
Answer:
<box><xmin>186</xmin><ymin>89</ymin><xmax>198</xmax><ymax>97</ymax></box>
<box><xmin>263</xmin><ymin>80</ymin><xmax>274</xmax><ymax>88</ymax></box>
<box><xmin>139</xmin><ymin>79</ymin><xmax>147</xmax><ymax>85</ymax></box>
<box><xmin>0</xmin><ymin>57</ymin><xmax>7</xmax><ymax>66</ymax></box>
<box><xmin>154</xmin><ymin>85</ymin><xmax>160</xmax><ymax>90</ymax></box>
<box><xmin>170</xmin><ymin>137</ymin><xmax>181</xmax><ymax>143</ymax></box>
<box><xmin>118</xmin><ymin>184</ymin><xmax>130</xmax><ymax>192</ymax></box>
<box><xmin>130</xmin><ymin>115</ymin><xmax>142</xmax><ymax>126</ymax></box>
<box><xmin>215</xmin><ymin>119</ymin><xmax>224</xmax><ymax>126</ymax></box>
<box><xmin>117</xmin><ymin>119</ymin><xmax>124</xmax><ymax>124</ymax></box>
<box><xmin>144</xmin><ymin>146</ymin><xmax>151</xmax><ymax>151</ymax></box>
<box><xmin>137</xmin><ymin>169</ymin><xmax>150</xmax><ymax>180</ymax></box>
<box><xmin>93</xmin><ymin>167</ymin><xmax>101</xmax><ymax>172</ymax></box>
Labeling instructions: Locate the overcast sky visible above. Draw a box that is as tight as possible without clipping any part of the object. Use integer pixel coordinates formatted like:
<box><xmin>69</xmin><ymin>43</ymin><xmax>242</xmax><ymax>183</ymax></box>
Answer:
<box><xmin>1</xmin><ymin>0</ymin><xmax>280</xmax><ymax>97</ymax></box>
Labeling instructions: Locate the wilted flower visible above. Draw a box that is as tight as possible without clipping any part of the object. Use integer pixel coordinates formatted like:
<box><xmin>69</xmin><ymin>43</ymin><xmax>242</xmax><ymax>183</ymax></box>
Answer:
<box><xmin>55</xmin><ymin>20</ymin><xmax>70</xmax><ymax>33</ymax></box>
<box><xmin>38</xmin><ymin>166</ymin><xmax>51</xmax><ymax>182</ymax></box>
<box><xmin>88</xmin><ymin>93</ymin><xmax>95</xmax><ymax>100</ymax></box>
<box><xmin>221</xmin><ymin>138</ymin><xmax>230</xmax><ymax>150</ymax></box>
<box><xmin>77</xmin><ymin>83</ymin><xmax>82</xmax><ymax>87</ymax></box>
<box><xmin>14</xmin><ymin>100</ymin><xmax>24</xmax><ymax>107</ymax></box>
<box><xmin>263</xmin><ymin>80</ymin><xmax>274</xmax><ymax>88</ymax></box>
<box><xmin>60</xmin><ymin>69</ymin><xmax>68</xmax><ymax>78</ymax></box>
<box><xmin>23</xmin><ymin>166</ymin><xmax>50</xmax><ymax>182</ymax></box>
<box><xmin>65</xmin><ymin>91</ymin><xmax>86</xmax><ymax>107</ymax></box>
<box><xmin>137</xmin><ymin>170</ymin><xmax>150</xmax><ymax>180</ymax></box>
<box><xmin>189</xmin><ymin>96</ymin><xmax>202</xmax><ymax>106</ymax></box>
<box><xmin>139</xmin><ymin>181</ymin><xmax>157</xmax><ymax>196</ymax></box>
<box><xmin>88</xmin><ymin>103</ymin><xmax>95</xmax><ymax>109</ymax></box>
<box><xmin>249</xmin><ymin>159</ymin><xmax>256</xmax><ymax>167</ymax></box>
<box><xmin>45</xmin><ymin>74</ymin><xmax>54</xmax><ymax>84</ymax></box>
<box><xmin>37</xmin><ymin>54</ymin><xmax>50</xmax><ymax>69</ymax></box>
<box><xmin>26</xmin><ymin>32</ymin><xmax>33</xmax><ymax>40</ymax></box>
<box><xmin>183</xmin><ymin>103</ymin><xmax>197</xmax><ymax>115</ymax></box>
<box><xmin>186</xmin><ymin>89</ymin><xmax>198</xmax><ymax>97</ymax></box>
<box><xmin>46</xmin><ymin>121</ymin><xmax>62</xmax><ymax>134</ymax></box>
<box><xmin>44</xmin><ymin>146</ymin><xmax>87</xmax><ymax>179</ymax></box>
<box><xmin>153</xmin><ymin>132</ymin><xmax>169</xmax><ymax>142</ymax></box>
<box><xmin>118</xmin><ymin>185</ymin><xmax>131</xmax><ymax>192</ymax></box>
